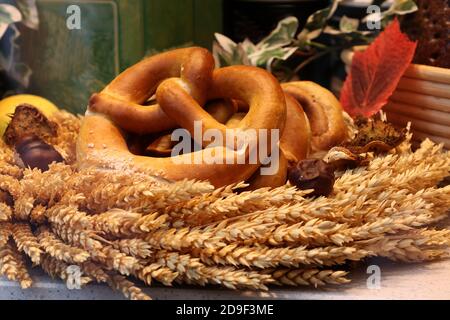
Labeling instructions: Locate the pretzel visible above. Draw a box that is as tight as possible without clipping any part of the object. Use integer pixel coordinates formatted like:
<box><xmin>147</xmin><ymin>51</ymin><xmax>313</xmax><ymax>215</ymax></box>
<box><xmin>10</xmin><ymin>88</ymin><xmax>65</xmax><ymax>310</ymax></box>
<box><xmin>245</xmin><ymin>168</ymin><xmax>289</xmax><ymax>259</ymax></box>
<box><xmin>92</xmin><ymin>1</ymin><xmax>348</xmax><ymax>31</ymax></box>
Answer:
<box><xmin>78</xmin><ymin>48</ymin><xmax>348</xmax><ymax>188</ymax></box>
<box><xmin>239</xmin><ymin>94</ymin><xmax>311</xmax><ymax>189</ymax></box>
<box><xmin>77</xmin><ymin>59</ymin><xmax>287</xmax><ymax>187</ymax></box>
<box><xmin>145</xmin><ymin>99</ymin><xmax>237</xmax><ymax>156</ymax></box>
<box><xmin>282</xmin><ymin>81</ymin><xmax>348</xmax><ymax>151</ymax></box>
<box><xmin>88</xmin><ymin>47</ymin><xmax>215</xmax><ymax>134</ymax></box>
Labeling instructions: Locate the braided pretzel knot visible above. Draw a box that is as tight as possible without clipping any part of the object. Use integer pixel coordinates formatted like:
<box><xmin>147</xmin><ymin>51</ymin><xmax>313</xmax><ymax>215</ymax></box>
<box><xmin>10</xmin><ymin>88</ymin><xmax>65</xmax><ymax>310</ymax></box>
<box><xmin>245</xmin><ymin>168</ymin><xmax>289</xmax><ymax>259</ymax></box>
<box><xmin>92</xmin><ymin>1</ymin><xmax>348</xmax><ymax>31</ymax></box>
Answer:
<box><xmin>77</xmin><ymin>48</ymin><xmax>287</xmax><ymax>187</ymax></box>
<box><xmin>89</xmin><ymin>47</ymin><xmax>215</xmax><ymax>134</ymax></box>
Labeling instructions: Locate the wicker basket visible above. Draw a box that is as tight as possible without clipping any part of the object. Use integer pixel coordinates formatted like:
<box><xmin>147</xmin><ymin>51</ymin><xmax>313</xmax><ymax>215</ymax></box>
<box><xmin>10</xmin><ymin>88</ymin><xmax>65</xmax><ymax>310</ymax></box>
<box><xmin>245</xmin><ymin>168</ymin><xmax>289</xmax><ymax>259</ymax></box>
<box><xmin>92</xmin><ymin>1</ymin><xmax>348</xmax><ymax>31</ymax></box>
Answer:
<box><xmin>342</xmin><ymin>46</ymin><xmax>450</xmax><ymax>149</ymax></box>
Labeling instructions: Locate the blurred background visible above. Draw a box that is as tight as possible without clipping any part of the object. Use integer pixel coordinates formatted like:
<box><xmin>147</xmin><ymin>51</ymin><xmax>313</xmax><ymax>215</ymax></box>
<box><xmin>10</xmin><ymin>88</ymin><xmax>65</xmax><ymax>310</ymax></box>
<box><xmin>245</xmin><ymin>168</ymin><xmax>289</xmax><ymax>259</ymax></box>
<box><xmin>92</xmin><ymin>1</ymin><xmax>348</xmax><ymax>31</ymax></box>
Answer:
<box><xmin>0</xmin><ymin>0</ymin><xmax>402</xmax><ymax>113</ymax></box>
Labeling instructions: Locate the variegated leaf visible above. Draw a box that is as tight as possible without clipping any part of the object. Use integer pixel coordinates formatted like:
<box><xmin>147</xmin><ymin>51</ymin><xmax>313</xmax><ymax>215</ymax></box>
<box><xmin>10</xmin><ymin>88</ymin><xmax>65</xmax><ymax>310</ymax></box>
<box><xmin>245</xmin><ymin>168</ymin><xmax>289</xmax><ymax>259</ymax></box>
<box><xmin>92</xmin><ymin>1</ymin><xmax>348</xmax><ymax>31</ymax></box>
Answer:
<box><xmin>0</xmin><ymin>4</ymin><xmax>22</xmax><ymax>39</ymax></box>
<box><xmin>390</xmin><ymin>0</ymin><xmax>418</xmax><ymax>15</ymax></box>
<box><xmin>214</xmin><ymin>33</ymin><xmax>237</xmax><ymax>54</ymax></box>
<box><xmin>250</xmin><ymin>46</ymin><xmax>297</xmax><ymax>69</ymax></box>
<box><xmin>363</xmin><ymin>0</ymin><xmax>418</xmax><ymax>23</ymax></box>
<box><xmin>339</xmin><ymin>15</ymin><xmax>359</xmax><ymax>33</ymax></box>
<box><xmin>240</xmin><ymin>38</ymin><xmax>257</xmax><ymax>56</ymax></box>
<box><xmin>16</xmin><ymin>0</ymin><xmax>39</xmax><ymax>29</ymax></box>
<box><xmin>213</xmin><ymin>40</ymin><xmax>250</xmax><ymax>67</ymax></box>
<box><xmin>296</xmin><ymin>0</ymin><xmax>342</xmax><ymax>43</ymax></box>
<box><xmin>265</xmin><ymin>47</ymin><xmax>298</xmax><ymax>72</ymax></box>
<box><xmin>257</xmin><ymin>16</ymin><xmax>298</xmax><ymax>49</ymax></box>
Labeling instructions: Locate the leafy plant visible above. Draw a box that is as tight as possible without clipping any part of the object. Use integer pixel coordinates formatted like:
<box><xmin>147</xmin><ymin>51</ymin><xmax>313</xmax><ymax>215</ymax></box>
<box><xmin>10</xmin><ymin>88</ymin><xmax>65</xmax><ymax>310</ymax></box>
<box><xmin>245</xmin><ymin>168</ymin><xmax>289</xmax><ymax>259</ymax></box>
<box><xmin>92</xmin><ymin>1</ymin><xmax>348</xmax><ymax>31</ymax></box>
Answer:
<box><xmin>213</xmin><ymin>0</ymin><xmax>417</xmax><ymax>81</ymax></box>
<box><xmin>213</xmin><ymin>16</ymin><xmax>298</xmax><ymax>71</ymax></box>
<box><xmin>0</xmin><ymin>0</ymin><xmax>39</xmax><ymax>96</ymax></box>
<box><xmin>0</xmin><ymin>3</ymin><xmax>22</xmax><ymax>39</ymax></box>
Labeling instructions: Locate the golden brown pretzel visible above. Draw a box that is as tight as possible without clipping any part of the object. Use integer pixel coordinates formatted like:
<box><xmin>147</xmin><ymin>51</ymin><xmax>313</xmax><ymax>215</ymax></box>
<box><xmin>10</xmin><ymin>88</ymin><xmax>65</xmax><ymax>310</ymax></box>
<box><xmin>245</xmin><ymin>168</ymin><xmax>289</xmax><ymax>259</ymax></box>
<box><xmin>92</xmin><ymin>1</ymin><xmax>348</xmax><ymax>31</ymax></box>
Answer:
<box><xmin>156</xmin><ymin>66</ymin><xmax>286</xmax><ymax>149</ymax></box>
<box><xmin>240</xmin><ymin>94</ymin><xmax>311</xmax><ymax>189</ymax></box>
<box><xmin>89</xmin><ymin>47</ymin><xmax>215</xmax><ymax>134</ymax></box>
<box><xmin>145</xmin><ymin>99</ymin><xmax>237</xmax><ymax>156</ymax></box>
<box><xmin>77</xmin><ymin>64</ymin><xmax>287</xmax><ymax>187</ymax></box>
<box><xmin>282</xmin><ymin>81</ymin><xmax>348</xmax><ymax>151</ymax></box>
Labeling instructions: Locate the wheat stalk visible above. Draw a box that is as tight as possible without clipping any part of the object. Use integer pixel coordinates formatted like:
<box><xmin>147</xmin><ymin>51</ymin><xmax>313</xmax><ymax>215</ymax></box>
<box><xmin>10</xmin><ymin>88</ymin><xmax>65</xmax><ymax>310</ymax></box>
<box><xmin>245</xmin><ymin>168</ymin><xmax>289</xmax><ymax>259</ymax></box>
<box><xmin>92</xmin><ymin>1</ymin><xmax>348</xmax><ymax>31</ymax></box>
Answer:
<box><xmin>13</xmin><ymin>196</ymin><xmax>34</xmax><ymax>221</ymax></box>
<box><xmin>37</xmin><ymin>226</ymin><xmax>90</xmax><ymax>264</ymax></box>
<box><xmin>135</xmin><ymin>262</ymin><xmax>179</xmax><ymax>286</ymax></box>
<box><xmin>156</xmin><ymin>251</ymin><xmax>271</xmax><ymax>290</ymax></box>
<box><xmin>91</xmin><ymin>246</ymin><xmax>143</xmax><ymax>276</ymax></box>
<box><xmin>0</xmin><ymin>203</ymin><xmax>13</xmax><ymax>222</ymax></box>
<box><xmin>20</xmin><ymin>164</ymin><xmax>74</xmax><ymax>207</ymax></box>
<box><xmin>79</xmin><ymin>174</ymin><xmax>213</xmax><ymax>214</ymax></box>
<box><xmin>40</xmin><ymin>254</ymin><xmax>92</xmax><ymax>287</ymax></box>
<box><xmin>51</xmin><ymin>223</ymin><xmax>104</xmax><ymax>251</ymax></box>
<box><xmin>0</xmin><ymin>241</ymin><xmax>32</xmax><ymax>288</ymax></box>
<box><xmin>357</xmin><ymin>229</ymin><xmax>450</xmax><ymax>262</ymax></box>
<box><xmin>81</xmin><ymin>261</ymin><xmax>109</xmax><ymax>283</ymax></box>
<box><xmin>266</xmin><ymin>268</ymin><xmax>351</xmax><ymax>287</ymax></box>
<box><xmin>0</xmin><ymin>161</ymin><xmax>22</xmax><ymax>179</ymax></box>
<box><xmin>91</xmin><ymin>209</ymin><xmax>169</xmax><ymax>237</ymax></box>
<box><xmin>0</xmin><ymin>175</ymin><xmax>21</xmax><ymax>202</ymax></box>
<box><xmin>11</xmin><ymin>223</ymin><xmax>42</xmax><ymax>264</ymax></box>
<box><xmin>0</xmin><ymin>222</ymin><xmax>12</xmax><ymax>248</ymax></box>
<box><xmin>192</xmin><ymin>244</ymin><xmax>371</xmax><ymax>269</ymax></box>
<box><xmin>46</xmin><ymin>204</ymin><xmax>92</xmax><ymax>230</ymax></box>
<box><xmin>144</xmin><ymin>220</ymin><xmax>276</xmax><ymax>251</ymax></box>
<box><xmin>111</xmin><ymin>239</ymin><xmax>152</xmax><ymax>259</ymax></box>
<box><xmin>107</xmin><ymin>273</ymin><xmax>152</xmax><ymax>300</ymax></box>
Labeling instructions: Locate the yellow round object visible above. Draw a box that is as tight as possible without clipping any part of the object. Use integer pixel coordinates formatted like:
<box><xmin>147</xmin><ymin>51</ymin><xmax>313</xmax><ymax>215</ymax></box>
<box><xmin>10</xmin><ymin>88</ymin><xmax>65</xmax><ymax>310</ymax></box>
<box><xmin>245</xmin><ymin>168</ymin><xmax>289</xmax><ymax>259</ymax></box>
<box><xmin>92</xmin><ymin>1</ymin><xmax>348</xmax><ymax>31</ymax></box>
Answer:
<box><xmin>0</xmin><ymin>94</ymin><xmax>59</xmax><ymax>136</ymax></box>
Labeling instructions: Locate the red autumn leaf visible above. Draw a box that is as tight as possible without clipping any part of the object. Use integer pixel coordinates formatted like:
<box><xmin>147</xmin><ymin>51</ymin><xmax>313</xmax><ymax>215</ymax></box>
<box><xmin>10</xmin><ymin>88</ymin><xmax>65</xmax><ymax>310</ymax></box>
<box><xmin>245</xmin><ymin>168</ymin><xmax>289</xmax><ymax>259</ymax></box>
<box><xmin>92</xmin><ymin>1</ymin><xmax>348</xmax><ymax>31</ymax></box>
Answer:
<box><xmin>340</xmin><ymin>18</ymin><xmax>417</xmax><ymax>117</ymax></box>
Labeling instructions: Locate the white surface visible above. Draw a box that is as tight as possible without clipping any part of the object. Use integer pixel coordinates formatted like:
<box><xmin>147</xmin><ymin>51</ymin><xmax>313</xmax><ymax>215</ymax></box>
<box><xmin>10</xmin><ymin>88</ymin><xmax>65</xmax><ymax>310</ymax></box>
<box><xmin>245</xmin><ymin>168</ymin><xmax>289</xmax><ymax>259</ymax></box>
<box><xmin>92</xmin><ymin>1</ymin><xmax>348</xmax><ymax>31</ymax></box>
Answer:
<box><xmin>1</xmin><ymin>258</ymin><xmax>449</xmax><ymax>300</ymax></box>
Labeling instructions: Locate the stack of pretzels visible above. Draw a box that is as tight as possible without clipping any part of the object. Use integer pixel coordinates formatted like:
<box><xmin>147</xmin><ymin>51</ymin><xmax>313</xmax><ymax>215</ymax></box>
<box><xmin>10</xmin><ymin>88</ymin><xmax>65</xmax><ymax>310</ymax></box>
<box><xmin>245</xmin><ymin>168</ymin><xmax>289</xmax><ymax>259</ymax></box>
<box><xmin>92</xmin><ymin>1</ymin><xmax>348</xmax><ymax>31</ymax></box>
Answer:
<box><xmin>77</xmin><ymin>47</ymin><xmax>348</xmax><ymax>188</ymax></box>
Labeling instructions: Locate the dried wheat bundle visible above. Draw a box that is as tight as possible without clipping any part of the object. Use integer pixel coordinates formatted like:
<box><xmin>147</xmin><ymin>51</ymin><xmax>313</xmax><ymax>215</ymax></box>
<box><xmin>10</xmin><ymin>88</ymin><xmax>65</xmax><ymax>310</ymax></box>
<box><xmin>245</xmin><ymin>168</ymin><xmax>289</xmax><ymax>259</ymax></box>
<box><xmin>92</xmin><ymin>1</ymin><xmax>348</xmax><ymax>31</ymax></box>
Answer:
<box><xmin>0</xmin><ymin>112</ymin><xmax>449</xmax><ymax>301</ymax></box>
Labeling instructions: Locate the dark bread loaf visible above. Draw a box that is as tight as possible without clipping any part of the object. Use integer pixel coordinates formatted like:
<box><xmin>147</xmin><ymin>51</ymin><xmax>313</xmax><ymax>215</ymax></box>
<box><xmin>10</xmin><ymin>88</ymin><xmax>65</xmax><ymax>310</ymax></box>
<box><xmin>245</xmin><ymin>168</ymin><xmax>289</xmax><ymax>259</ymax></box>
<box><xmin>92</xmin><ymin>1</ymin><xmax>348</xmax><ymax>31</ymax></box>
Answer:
<box><xmin>401</xmin><ymin>0</ymin><xmax>450</xmax><ymax>68</ymax></box>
